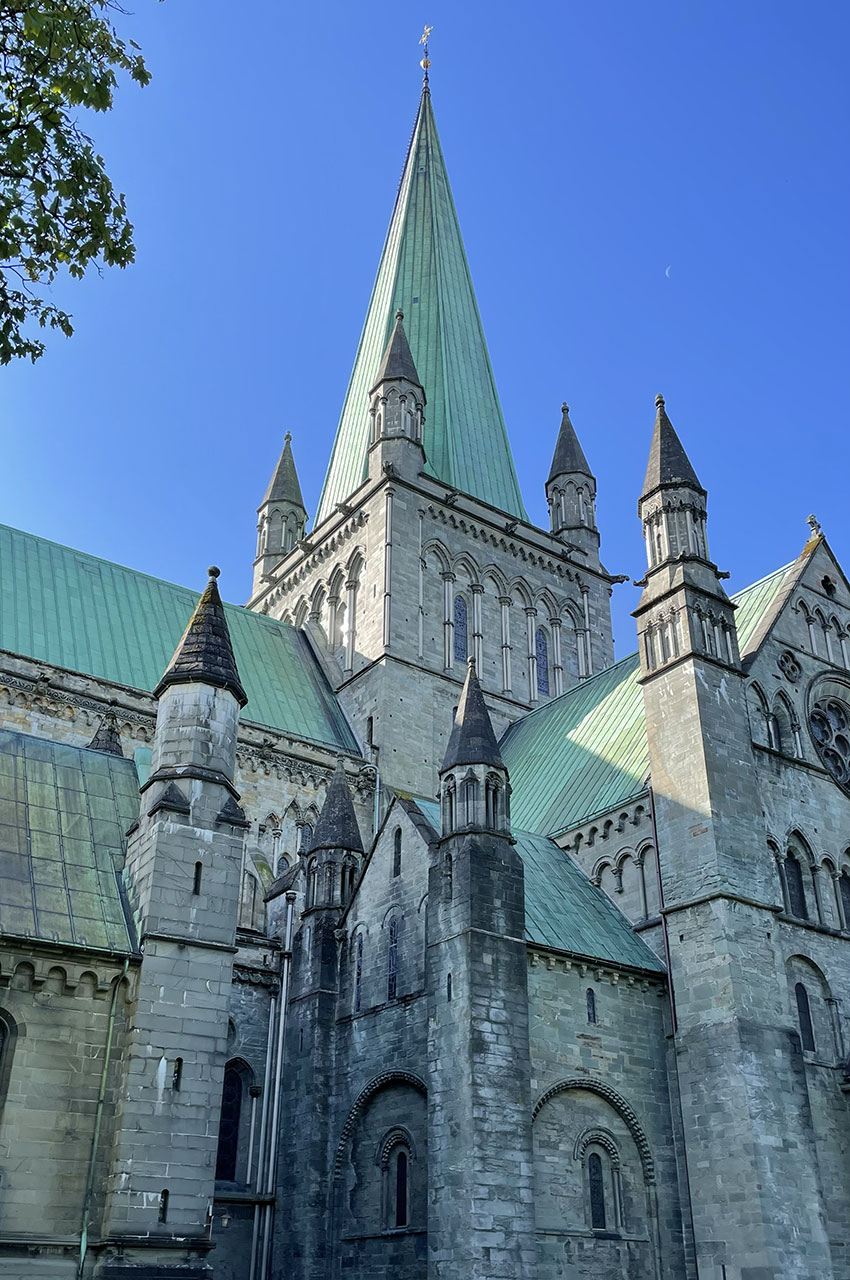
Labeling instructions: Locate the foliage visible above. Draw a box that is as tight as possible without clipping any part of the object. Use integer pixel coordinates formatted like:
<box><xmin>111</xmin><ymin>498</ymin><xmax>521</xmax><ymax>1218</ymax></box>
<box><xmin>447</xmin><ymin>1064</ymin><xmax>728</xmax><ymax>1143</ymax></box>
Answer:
<box><xmin>0</xmin><ymin>1</ymin><xmax>154</xmax><ymax>363</ymax></box>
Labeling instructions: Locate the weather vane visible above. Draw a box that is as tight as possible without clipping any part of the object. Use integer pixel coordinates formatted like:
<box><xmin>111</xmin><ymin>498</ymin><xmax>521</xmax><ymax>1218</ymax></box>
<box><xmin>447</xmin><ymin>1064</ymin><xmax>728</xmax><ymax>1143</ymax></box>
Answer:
<box><xmin>419</xmin><ymin>25</ymin><xmax>433</xmax><ymax>85</ymax></box>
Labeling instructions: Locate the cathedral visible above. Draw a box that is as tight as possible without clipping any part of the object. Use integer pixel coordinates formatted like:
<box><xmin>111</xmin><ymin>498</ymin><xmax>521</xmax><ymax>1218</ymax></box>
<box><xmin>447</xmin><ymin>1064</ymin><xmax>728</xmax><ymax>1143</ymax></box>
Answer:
<box><xmin>0</xmin><ymin>67</ymin><xmax>849</xmax><ymax>1280</ymax></box>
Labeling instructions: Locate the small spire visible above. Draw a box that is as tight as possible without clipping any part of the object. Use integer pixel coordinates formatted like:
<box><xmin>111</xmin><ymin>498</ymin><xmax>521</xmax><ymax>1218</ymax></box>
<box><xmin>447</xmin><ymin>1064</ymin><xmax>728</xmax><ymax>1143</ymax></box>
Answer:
<box><xmin>548</xmin><ymin>401</ymin><xmax>592</xmax><ymax>482</ymax></box>
<box><xmin>309</xmin><ymin>759</ymin><xmax>364</xmax><ymax>854</ymax></box>
<box><xmin>370</xmin><ymin>310</ymin><xmax>424</xmax><ymax>394</ymax></box>
<box><xmin>260</xmin><ymin>432</ymin><xmax>306</xmax><ymax>510</ymax></box>
<box><xmin>87</xmin><ymin>709</ymin><xmax>124</xmax><ymax>757</ymax></box>
<box><xmin>154</xmin><ymin>568</ymin><xmax>248</xmax><ymax>707</ymax></box>
<box><xmin>641</xmin><ymin>393</ymin><xmax>703</xmax><ymax>497</ymax></box>
<box><xmin>442</xmin><ymin>658</ymin><xmax>504</xmax><ymax>772</ymax></box>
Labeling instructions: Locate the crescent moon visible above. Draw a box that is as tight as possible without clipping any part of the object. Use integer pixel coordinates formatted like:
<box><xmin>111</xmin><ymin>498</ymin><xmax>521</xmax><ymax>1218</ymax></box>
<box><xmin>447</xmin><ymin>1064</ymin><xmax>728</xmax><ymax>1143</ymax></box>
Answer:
<box><xmin>665</xmin><ymin>265</ymin><xmax>672</xmax><ymax>279</ymax></box>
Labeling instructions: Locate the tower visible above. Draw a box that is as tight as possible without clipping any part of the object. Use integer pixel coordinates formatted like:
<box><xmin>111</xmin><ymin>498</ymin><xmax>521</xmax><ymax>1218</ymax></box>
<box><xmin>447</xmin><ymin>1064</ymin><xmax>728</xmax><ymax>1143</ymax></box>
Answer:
<box><xmin>634</xmin><ymin>397</ymin><xmax>833</xmax><ymax>1278</ymax></box>
<box><xmin>100</xmin><ymin>568</ymin><xmax>250</xmax><ymax>1278</ymax></box>
<box><xmin>545</xmin><ymin>401</ymin><xmax>600</xmax><ymax>568</ymax></box>
<box><xmin>253</xmin><ymin>433</ymin><xmax>307</xmax><ymax>594</ymax></box>
<box><xmin>279</xmin><ymin>761</ymin><xmax>364</xmax><ymax>1280</ymax></box>
<box><xmin>249</xmin><ymin>80</ymin><xmax>616</xmax><ymax>794</ymax></box>
<box><xmin>425</xmin><ymin>659</ymin><xmax>536</xmax><ymax>1279</ymax></box>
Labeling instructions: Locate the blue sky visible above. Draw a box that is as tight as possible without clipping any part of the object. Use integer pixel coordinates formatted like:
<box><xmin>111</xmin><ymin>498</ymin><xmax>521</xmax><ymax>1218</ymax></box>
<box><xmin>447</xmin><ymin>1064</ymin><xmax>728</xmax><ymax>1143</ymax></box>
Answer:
<box><xmin>4</xmin><ymin>1</ymin><xmax>849</xmax><ymax>654</ymax></box>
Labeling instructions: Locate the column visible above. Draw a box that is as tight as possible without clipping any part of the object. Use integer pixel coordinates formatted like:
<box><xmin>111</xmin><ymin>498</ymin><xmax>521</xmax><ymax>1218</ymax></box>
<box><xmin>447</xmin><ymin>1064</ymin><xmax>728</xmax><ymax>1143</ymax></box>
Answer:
<box><xmin>499</xmin><ymin>597</ymin><xmax>512</xmax><ymax>693</ymax></box>
<box><xmin>551</xmin><ymin>618</ymin><xmax>564</xmax><ymax>697</ymax></box>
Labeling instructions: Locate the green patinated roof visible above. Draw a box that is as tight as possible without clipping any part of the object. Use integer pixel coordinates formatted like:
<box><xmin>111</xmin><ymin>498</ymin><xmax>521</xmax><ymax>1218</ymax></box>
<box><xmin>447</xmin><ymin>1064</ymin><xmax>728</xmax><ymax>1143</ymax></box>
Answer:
<box><xmin>414</xmin><ymin>799</ymin><xmax>662</xmax><ymax>973</ymax></box>
<box><xmin>502</xmin><ymin>562</ymin><xmax>799</xmax><ymax>837</ymax></box>
<box><xmin>0</xmin><ymin>524</ymin><xmax>358</xmax><ymax>754</ymax></box>
<box><xmin>316</xmin><ymin>87</ymin><xmax>527</xmax><ymax>526</ymax></box>
<box><xmin>0</xmin><ymin>728</ymin><xmax>137</xmax><ymax>953</ymax></box>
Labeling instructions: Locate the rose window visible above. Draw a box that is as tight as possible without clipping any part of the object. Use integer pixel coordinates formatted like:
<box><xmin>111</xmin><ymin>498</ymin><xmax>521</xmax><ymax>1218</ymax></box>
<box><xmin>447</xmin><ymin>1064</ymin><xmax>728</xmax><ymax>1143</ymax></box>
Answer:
<box><xmin>809</xmin><ymin>697</ymin><xmax>850</xmax><ymax>787</ymax></box>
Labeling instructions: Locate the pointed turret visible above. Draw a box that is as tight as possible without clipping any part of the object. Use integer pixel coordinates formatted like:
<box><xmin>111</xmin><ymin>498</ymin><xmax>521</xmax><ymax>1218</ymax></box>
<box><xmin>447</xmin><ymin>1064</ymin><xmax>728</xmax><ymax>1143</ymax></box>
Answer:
<box><xmin>439</xmin><ymin>659</ymin><xmax>510</xmax><ymax>837</ymax></box>
<box><xmin>316</xmin><ymin>86</ymin><xmax>527</xmax><ymax>525</ymax></box>
<box><xmin>310</xmin><ymin>758</ymin><xmax>364</xmax><ymax>856</ymax></box>
<box><xmin>545</xmin><ymin>402</ymin><xmax>600</xmax><ymax>562</ymax></box>
<box><xmin>635</xmin><ymin>395</ymin><xmax>737</xmax><ymax>678</ymax></box>
<box><xmin>154</xmin><ymin>566</ymin><xmax>247</xmax><ymax>707</ymax></box>
<box><xmin>641</xmin><ymin>393</ymin><xmax>704</xmax><ymax>498</ymax></box>
<box><xmin>442</xmin><ymin>657</ymin><xmax>503</xmax><ymax>773</ymax></box>
<box><xmin>367</xmin><ymin>310</ymin><xmax>427</xmax><ymax>482</ymax></box>
<box><xmin>253</xmin><ymin>433</ymin><xmax>308</xmax><ymax>593</ymax></box>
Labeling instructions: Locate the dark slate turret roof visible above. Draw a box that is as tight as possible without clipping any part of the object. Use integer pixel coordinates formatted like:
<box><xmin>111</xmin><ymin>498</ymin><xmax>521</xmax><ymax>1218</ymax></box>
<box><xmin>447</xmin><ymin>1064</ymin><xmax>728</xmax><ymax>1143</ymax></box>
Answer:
<box><xmin>370</xmin><ymin>311</ymin><xmax>424</xmax><ymax>393</ymax></box>
<box><xmin>442</xmin><ymin>658</ymin><xmax>504</xmax><ymax>772</ymax></box>
<box><xmin>310</xmin><ymin>759</ymin><xmax>364</xmax><ymax>853</ymax></box>
<box><xmin>87</xmin><ymin>713</ymin><xmax>124</xmax><ymax>757</ymax></box>
<box><xmin>153</xmin><ymin>567</ymin><xmax>248</xmax><ymax>707</ymax></box>
<box><xmin>261</xmin><ymin>432</ymin><xmax>306</xmax><ymax>510</ymax></box>
<box><xmin>641</xmin><ymin>394</ymin><xmax>703</xmax><ymax>497</ymax></box>
<box><xmin>548</xmin><ymin>403</ymin><xmax>593</xmax><ymax>481</ymax></box>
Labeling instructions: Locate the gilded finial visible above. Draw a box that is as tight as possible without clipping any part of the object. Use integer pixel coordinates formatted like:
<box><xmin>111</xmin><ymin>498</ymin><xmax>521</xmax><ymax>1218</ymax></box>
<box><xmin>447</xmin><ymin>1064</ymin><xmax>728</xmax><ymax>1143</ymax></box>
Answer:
<box><xmin>395</xmin><ymin>309</ymin><xmax>404</xmax><ymax>322</ymax></box>
<box><xmin>419</xmin><ymin>25</ymin><xmax>433</xmax><ymax>85</ymax></box>
<box><xmin>561</xmin><ymin>401</ymin><xmax>569</xmax><ymax>415</ymax></box>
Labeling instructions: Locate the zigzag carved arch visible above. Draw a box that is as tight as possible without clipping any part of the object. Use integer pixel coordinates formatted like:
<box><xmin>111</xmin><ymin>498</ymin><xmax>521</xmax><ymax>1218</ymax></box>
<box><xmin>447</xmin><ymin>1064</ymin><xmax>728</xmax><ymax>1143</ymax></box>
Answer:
<box><xmin>333</xmin><ymin>1071</ymin><xmax>427</xmax><ymax>1178</ymax></box>
<box><xmin>532</xmin><ymin>1077</ymin><xmax>655</xmax><ymax>1184</ymax></box>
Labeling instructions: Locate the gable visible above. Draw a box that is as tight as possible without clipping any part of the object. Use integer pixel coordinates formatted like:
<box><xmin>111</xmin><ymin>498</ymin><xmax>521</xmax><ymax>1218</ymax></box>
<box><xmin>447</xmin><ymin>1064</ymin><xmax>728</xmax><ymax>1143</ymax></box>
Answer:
<box><xmin>0</xmin><ymin>523</ymin><xmax>358</xmax><ymax>753</ymax></box>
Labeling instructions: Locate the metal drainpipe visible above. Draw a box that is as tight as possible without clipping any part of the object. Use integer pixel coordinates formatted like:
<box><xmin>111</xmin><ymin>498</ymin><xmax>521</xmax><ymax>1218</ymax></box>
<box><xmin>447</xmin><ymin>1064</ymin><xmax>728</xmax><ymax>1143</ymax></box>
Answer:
<box><xmin>259</xmin><ymin>892</ymin><xmax>297</xmax><ymax>1279</ymax></box>
<box><xmin>249</xmin><ymin>988</ymin><xmax>278</xmax><ymax>1279</ymax></box>
<box><xmin>77</xmin><ymin>957</ymin><xmax>129</xmax><ymax>1280</ymax></box>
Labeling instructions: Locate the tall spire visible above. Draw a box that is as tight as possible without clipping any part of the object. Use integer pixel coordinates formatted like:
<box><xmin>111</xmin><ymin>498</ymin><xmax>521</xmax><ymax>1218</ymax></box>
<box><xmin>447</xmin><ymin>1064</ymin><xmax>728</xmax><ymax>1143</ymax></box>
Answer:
<box><xmin>442</xmin><ymin>658</ymin><xmax>504</xmax><ymax>772</ymax></box>
<box><xmin>154</xmin><ymin>567</ymin><xmax>247</xmax><ymax>707</ymax></box>
<box><xmin>641</xmin><ymin>393</ymin><xmax>703</xmax><ymax>498</ymax></box>
<box><xmin>316</xmin><ymin>85</ymin><xmax>527</xmax><ymax>525</ymax></box>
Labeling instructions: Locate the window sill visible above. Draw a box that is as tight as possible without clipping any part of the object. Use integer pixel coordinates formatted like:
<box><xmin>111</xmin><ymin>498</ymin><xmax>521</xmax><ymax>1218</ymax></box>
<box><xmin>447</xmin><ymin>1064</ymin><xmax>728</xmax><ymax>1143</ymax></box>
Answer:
<box><xmin>340</xmin><ymin>1229</ymin><xmax>426</xmax><ymax>1241</ymax></box>
<box><xmin>778</xmin><ymin>912</ymin><xmax>846</xmax><ymax>939</ymax></box>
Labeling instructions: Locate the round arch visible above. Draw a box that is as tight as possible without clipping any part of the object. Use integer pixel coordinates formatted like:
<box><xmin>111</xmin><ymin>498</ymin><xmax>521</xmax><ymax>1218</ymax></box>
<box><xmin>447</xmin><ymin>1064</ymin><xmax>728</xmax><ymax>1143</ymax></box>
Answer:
<box><xmin>533</xmin><ymin>1077</ymin><xmax>655</xmax><ymax>1184</ymax></box>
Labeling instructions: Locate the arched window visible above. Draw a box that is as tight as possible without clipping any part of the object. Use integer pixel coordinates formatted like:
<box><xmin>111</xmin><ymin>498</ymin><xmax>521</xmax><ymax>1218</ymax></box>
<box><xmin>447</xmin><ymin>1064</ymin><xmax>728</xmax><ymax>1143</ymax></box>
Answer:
<box><xmin>840</xmin><ymin>871</ymin><xmax>850</xmax><ymax>927</ymax></box>
<box><xmin>325</xmin><ymin>862</ymin><xmax>336</xmax><ymax>903</ymax></box>
<box><xmin>192</xmin><ymin>862</ymin><xmax>203</xmax><ymax>895</ymax></box>
<box><xmin>158</xmin><ymin>1189</ymin><xmax>169</xmax><ymax>1224</ymax></box>
<box><xmin>443</xmin><ymin>853</ymin><xmax>453</xmax><ymax>902</ymax></box>
<box><xmin>394</xmin><ymin>1149</ymin><xmax>409</xmax><ymax>1227</ymax></box>
<box><xmin>387</xmin><ymin>917</ymin><xmax>399</xmax><ymax>1002</ymax></box>
<box><xmin>586</xmin><ymin>988</ymin><xmax>597</xmax><ymax>1024</ymax></box>
<box><xmin>299</xmin><ymin>822</ymin><xmax>314</xmax><ymax>853</ymax></box>
<box><xmin>306</xmin><ymin>859</ymin><xmax>318</xmax><ymax>909</ymax></box>
<box><xmin>795</xmin><ymin>982</ymin><xmax>816</xmax><ymax>1052</ymax></box>
<box><xmin>172</xmin><ymin>1057</ymin><xmax>183</xmax><ymax>1091</ymax></box>
<box><xmin>393</xmin><ymin>827</ymin><xmax>402</xmax><ymax>878</ymax></box>
<box><xmin>454</xmin><ymin>595</ymin><xmax>468</xmax><ymax>663</ymax></box>
<box><xmin>536</xmin><ymin>628</ymin><xmax>550</xmax><ymax>696</ymax></box>
<box><xmin>342</xmin><ymin>857</ymin><xmax>357</xmax><ymax>903</ymax></box>
<box><xmin>485</xmin><ymin>777</ymin><xmax>500</xmax><ymax>829</ymax></box>
<box><xmin>785</xmin><ymin>854</ymin><xmax>808</xmax><ymax>919</ymax></box>
<box><xmin>443</xmin><ymin>779</ymin><xmax>456</xmax><ymax>833</ymax></box>
<box><xmin>461</xmin><ymin>775</ymin><xmax>478</xmax><ymax>826</ymax></box>
<box><xmin>354</xmin><ymin>933</ymin><xmax>363</xmax><ymax>1014</ymax></box>
<box><xmin>588</xmin><ymin>1152</ymin><xmax>606</xmax><ymax>1229</ymax></box>
<box><xmin>215</xmin><ymin>1063</ymin><xmax>244</xmax><ymax>1182</ymax></box>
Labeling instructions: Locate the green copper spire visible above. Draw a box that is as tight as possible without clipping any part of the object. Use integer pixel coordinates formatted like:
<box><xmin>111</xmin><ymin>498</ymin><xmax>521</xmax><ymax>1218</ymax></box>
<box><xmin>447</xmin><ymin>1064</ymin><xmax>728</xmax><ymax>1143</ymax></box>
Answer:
<box><xmin>316</xmin><ymin>86</ymin><xmax>527</xmax><ymax>526</ymax></box>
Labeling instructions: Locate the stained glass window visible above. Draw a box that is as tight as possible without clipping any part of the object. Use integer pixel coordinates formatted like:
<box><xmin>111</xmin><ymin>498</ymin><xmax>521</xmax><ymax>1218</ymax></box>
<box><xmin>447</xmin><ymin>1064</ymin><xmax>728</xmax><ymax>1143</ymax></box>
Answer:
<box><xmin>795</xmin><ymin>982</ymin><xmax>815</xmax><ymax>1052</ymax></box>
<box><xmin>588</xmin><ymin>1152</ymin><xmax>606</xmax><ymax>1229</ymax></box>
<box><xmin>395</xmin><ymin>1150</ymin><xmax>408</xmax><ymax>1227</ymax></box>
<box><xmin>536</xmin><ymin>628</ymin><xmax>550</xmax><ymax>696</ymax></box>
<box><xmin>840</xmin><ymin>871</ymin><xmax>850</xmax><ymax>927</ymax></box>
<box><xmin>454</xmin><ymin>595</ymin><xmax>468</xmax><ymax>663</ymax></box>
<box><xmin>215</xmin><ymin>1065</ymin><xmax>243</xmax><ymax>1181</ymax></box>
<box><xmin>785</xmin><ymin>855</ymin><xmax>808</xmax><ymax>920</ymax></box>
<box><xmin>354</xmin><ymin>934</ymin><xmax>363</xmax><ymax>1013</ymax></box>
<box><xmin>387</xmin><ymin>917</ymin><xmax>398</xmax><ymax>1002</ymax></box>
